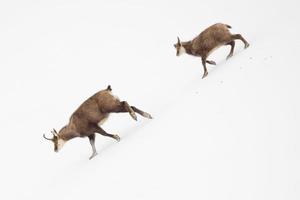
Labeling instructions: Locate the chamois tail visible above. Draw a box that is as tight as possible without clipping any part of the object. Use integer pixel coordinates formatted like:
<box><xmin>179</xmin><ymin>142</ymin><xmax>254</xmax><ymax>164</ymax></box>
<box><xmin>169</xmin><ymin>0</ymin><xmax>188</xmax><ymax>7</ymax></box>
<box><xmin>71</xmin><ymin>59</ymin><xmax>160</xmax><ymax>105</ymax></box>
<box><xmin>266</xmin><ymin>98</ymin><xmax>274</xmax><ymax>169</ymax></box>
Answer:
<box><xmin>107</xmin><ymin>85</ymin><xmax>112</xmax><ymax>91</ymax></box>
<box><xmin>225</xmin><ymin>24</ymin><xmax>232</xmax><ymax>29</ymax></box>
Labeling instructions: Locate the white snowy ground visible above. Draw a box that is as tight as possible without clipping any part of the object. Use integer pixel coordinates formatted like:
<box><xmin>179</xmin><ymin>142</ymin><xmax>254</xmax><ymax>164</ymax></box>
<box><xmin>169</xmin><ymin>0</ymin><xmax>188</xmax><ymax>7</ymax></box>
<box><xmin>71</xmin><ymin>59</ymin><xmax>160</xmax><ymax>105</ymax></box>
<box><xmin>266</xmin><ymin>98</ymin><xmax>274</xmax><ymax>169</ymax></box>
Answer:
<box><xmin>0</xmin><ymin>0</ymin><xmax>300</xmax><ymax>199</ymax></box>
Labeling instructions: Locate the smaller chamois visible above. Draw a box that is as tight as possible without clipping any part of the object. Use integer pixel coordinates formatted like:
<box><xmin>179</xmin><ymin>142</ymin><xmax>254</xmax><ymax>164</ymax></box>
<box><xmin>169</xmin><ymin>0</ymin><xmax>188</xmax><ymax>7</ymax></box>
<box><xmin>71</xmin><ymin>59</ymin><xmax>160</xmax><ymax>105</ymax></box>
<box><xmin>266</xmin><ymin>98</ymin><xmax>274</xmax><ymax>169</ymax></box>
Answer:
<box><xmin>43</xmin><ymin>85</ymin><xmax>152</xmax><ymax>160</ymax></box>
<box><xmin>174</xmin><ymin>23</ymin><xmax>249</xmax><ymax>78</ymax></box>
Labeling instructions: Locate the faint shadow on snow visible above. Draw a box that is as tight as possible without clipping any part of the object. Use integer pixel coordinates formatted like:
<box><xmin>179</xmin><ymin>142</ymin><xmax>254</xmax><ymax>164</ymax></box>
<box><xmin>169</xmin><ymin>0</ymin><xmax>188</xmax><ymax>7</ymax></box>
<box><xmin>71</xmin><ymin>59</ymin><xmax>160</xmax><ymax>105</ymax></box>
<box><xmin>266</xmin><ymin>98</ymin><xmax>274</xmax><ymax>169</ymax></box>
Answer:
<box><xmin>96</xmin><ymin>120</ymin><xmax>152</xmax><ymax>155</ymax></box>
<box><xmin>207</xmin><ymin>46</ymin><xmax>249</xmax><ymax>76</ymax></box>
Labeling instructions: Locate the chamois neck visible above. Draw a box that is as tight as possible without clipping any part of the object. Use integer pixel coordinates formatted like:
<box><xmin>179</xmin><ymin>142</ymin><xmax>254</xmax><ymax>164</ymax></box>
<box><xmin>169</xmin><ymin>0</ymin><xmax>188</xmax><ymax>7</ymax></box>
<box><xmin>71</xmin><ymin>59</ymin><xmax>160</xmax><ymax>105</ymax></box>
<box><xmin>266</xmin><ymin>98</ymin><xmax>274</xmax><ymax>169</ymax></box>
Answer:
<box><xmin>58</xmin><ymin>125</ymin><xmax>78</xmax><ymax>141</ymax></box>
<box><xmin>182</xmin><ymin>41</ymin><xmax>193</xmax><ymax>55</ymax></box>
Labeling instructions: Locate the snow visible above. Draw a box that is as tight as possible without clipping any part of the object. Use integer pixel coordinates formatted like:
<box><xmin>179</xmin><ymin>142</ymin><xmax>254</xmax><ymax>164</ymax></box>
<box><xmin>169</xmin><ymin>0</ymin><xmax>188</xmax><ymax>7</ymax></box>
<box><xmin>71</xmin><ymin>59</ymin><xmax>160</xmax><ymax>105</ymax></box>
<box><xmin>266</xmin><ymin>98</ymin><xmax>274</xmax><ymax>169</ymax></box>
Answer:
<box><xmin>0</xmin><ymin>0</ymin><xmax>299</xmax><ymax>199</ymax></box>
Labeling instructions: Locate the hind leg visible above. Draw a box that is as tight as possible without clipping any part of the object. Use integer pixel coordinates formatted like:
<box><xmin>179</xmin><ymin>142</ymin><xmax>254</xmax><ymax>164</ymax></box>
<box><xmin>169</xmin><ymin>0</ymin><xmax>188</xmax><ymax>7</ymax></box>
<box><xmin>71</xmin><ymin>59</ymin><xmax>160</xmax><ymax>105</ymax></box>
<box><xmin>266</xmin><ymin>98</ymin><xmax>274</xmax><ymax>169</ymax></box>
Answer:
<box><xmin>226</xmin><ymin>40</ymin><xmax>235</xmax><ymax>59</ymax></box>
<box><xmin>113</xmin><ymin>101</ymin><xmax>152</xmax><ymax>121</ymax></box>
<box><xmin>231</xmin><ymin>34</ymin><xmax>249</xmax><ymax>48</ymax></box>
<box><xmin>131</xmin><ymin>106</ymin><xmax>152</xmax><ymax>119</ymax></box>
<box><xmin>112</xmin><ymin>101</ymin><xmax>137</xmax><ymax>120</ymax></box>
<box><xmin>122</xmin><ymin>101</ymin><xmax>138</xmax><ymax>120</ymax></box>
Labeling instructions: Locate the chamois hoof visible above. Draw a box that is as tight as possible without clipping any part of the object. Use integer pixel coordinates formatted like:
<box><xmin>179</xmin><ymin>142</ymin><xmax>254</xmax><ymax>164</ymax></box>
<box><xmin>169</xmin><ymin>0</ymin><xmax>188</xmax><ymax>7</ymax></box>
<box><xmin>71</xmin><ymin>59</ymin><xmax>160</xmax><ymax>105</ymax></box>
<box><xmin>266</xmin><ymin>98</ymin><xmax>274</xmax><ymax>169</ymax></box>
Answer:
<box><xmin>208</xmin><ymin>60</ymin><xmax>216</xmax><ymax>65</ymax></box>
<box><xmin>113</xmin><ymin>134</ymin><xmax>121</xmax><ymax>142</ymax></box>
<box><xmin>142</xmin><ymin>112</ymin><xmax>153</xmax><ymax>119</ymax></box>
<box><xmin>227</xmin><ymin>54</ymin><xmax>233</xmax><ymax>60</ymax></box>
<box><xmin>89</xmin><ymin>152</ymin><xmax>98</xmax><ymax>160</ymax></box>
<box><xmin>202</xmin><ymin>71</ymin><xmax>208</xmax><ymax>79</ymax></box>
<box><xmin>130</xmin><ymin>112</ymin><xmax>137</xmax><ymax>121</ymax></box>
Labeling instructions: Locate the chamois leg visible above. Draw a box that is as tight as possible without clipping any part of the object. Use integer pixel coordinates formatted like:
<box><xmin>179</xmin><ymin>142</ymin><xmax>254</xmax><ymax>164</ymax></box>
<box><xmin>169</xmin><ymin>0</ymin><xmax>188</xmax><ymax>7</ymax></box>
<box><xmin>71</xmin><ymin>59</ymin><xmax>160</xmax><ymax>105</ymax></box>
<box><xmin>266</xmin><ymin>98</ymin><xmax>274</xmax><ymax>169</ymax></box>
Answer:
<box><xmin>206</xmin><ymin>60</ymin><xmax>216</xmax><ymax>65</ymax></box>
<box><xmin>94</xmin><ymin>126</ymin><xmax>120</xmax><ymax>141</ymax></box>
<box><xmin>226</xmin><ymin>40</ymin><xmax>235</xmax><ymax>59</ymax></box>
<box><xmin>131</xmin><ymin>106</ymin><xmax>153</xmax><ymax>119</ymax></box>
<box><xmin>201</xmin><ymin>57</ymin><xmax>208</xmax><ymax>79</ymax></box>
<box><xmin>123</xmin><ymin>101</ymin><xmax>137</xmax><ymax>120</ymax></box>
<box><xmin>88</xmin><ymin>134</ymin><xmax>98</xmax><ymax>160</ymax></box>
<box><xmin>231</xmin><ymin>34</ymin><xmax>249</xmax><ymax>49</ymax></box>
<box><xmin>113</xmin><ymin>101</ymin><xmax>137</xmax><ymax>121</ymax></box>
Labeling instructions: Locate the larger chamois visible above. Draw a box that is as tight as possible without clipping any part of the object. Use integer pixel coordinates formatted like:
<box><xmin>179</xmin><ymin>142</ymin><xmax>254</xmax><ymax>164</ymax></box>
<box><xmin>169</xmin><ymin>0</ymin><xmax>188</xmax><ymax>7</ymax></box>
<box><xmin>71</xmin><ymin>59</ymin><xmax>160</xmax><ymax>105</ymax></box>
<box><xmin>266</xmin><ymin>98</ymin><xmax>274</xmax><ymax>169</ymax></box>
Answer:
<box><xmin>174</xmin><ymin>23</ymin><xmax>249</xmax><ymax>78</ymax></box>
<box><xmin>43</xmin><ymin>85</ymin><xmax>152</xmax><ymax>160</ymax></box>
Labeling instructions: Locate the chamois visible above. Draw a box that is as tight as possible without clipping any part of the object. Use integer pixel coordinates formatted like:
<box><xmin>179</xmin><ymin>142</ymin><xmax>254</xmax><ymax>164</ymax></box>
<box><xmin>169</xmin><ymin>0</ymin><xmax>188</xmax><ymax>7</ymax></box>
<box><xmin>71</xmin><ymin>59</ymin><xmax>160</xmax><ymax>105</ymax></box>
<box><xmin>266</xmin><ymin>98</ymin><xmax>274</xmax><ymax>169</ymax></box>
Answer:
<box><xmin>43</xmin><ymin>85</ymin><xmax>152</xmax><ymax>160</ymax></box>
<box><xmin>174</xmin><ymin>23</ymin><xmax>249</xmax><ymax>78</ymax></box>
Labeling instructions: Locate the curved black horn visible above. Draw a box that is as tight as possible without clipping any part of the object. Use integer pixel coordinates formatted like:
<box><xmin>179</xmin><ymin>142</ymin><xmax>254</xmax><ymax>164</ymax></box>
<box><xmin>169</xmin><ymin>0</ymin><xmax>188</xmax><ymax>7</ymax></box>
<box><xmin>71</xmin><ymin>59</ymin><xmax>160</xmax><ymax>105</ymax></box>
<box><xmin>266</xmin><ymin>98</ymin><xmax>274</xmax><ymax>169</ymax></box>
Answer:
<box><xmin>177</xmin><ymin>37</ymin><xmax>180</xmax><ymax>44</ymax></box>
<box><xmin>43</xmin><ymin>134</ymin><xmax>53</xmax><ymax>141</ymax></box>
<box><xmin>50</xmin><ymin>129</ymin><xmax>58</xmax><ymax>137</ymax></box>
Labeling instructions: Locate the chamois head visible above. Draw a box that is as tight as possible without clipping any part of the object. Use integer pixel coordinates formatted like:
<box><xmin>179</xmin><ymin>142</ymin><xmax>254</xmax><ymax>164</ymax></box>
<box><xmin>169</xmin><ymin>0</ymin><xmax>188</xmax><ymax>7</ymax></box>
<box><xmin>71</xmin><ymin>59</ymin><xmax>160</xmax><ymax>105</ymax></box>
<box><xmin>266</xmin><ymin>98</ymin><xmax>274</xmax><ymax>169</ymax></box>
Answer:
<box><xmin>174</xmin><ymin>37</ymin><xmax>186</xmax><ymax>56</ymax></box>
<box><xmin>43</xmin><ymin>129</ymin><xmax>66</xmax><ymax>152</ymax></box>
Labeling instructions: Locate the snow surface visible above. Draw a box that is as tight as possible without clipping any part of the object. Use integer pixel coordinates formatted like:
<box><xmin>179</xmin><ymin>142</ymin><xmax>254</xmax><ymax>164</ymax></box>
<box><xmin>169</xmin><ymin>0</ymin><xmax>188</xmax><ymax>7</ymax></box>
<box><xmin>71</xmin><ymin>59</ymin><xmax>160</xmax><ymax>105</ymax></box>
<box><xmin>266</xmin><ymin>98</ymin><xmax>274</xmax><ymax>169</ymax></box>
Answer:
<box><xmin>0</xmin><ymin>0</ymin><xmax>300</xmax><ymax>199</ymax></box>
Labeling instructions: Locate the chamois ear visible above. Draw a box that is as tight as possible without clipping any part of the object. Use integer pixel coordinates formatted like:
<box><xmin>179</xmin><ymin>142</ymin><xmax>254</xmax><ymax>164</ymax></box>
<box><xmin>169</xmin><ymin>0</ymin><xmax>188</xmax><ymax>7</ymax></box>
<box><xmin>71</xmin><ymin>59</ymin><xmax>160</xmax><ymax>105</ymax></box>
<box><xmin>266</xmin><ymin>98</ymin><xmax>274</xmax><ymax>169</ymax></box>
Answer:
<box><xmin>107</xmin><ymin>85</ymin><xmax>112</xmax><ymax>91</ymax></box>
<box><xmin>177</xmin><ymin>37</ymin><xmax>181</xmax><ymax>45</ymax></box>
<box><xmin>51</xmin><ymin>129</ymin><xmax>58</xmax><ymax>137</ymax></box>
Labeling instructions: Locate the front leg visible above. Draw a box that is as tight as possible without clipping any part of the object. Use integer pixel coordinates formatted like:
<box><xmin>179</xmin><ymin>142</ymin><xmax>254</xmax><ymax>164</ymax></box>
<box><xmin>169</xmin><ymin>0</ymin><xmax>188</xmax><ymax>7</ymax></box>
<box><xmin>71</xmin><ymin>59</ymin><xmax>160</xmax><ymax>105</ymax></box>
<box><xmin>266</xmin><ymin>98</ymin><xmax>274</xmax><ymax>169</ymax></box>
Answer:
<box><xmin>201</xmin><ymin>57</ymin><xmax>208</xmax><ymax>79</ymax></box>
<box><xmin>206</xmin><ymin>60</ymin><xmax>216</xmax><ymax>65</ymax></box>
<box><xmin>88</xmin><ymin>134</ymin><xmax>98</xmax><ymax>160</ymax></box>
<box><xmin>226</xmin><ymin>40</ymin><xmax>235</xmax><ymax>59</ymax></box>
<box><xmin>94</xmin><ymin>126</ymin><xmax>120</xmax><ymax>141</ymax></box>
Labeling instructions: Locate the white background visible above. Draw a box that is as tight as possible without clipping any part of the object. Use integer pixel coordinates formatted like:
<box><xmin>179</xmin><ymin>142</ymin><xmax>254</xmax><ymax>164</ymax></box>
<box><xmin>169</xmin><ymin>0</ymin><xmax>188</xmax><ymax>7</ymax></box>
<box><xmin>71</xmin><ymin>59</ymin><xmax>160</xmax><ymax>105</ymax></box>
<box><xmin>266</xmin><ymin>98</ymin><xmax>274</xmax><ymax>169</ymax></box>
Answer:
<box><xmin>0</xmin><ymin>0</ymin><xmax>299</xmax><ymax>199</ymax></box>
